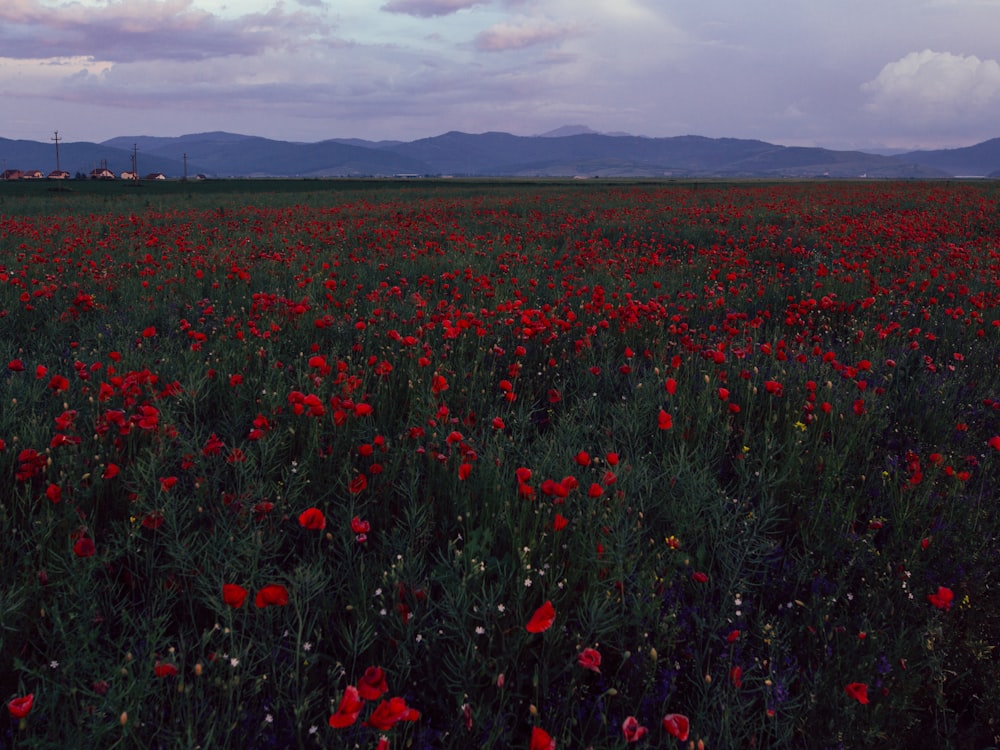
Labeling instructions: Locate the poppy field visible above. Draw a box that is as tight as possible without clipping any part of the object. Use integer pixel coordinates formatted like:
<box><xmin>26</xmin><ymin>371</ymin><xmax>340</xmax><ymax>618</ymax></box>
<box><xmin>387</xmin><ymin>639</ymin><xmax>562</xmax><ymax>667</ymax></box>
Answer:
<box><xmin>1</xmin><ymin>179</ymin><xmax>998</xmax><ymax>749</ymax></box>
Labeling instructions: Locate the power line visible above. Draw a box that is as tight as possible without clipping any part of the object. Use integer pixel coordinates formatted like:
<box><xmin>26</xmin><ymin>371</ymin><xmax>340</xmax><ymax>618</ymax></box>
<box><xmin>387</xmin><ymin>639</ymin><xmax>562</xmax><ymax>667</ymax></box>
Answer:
<box><xmin>51</xmin><ymin>130</ymin><xmax>62</xmax><ymax>172</ymax></box>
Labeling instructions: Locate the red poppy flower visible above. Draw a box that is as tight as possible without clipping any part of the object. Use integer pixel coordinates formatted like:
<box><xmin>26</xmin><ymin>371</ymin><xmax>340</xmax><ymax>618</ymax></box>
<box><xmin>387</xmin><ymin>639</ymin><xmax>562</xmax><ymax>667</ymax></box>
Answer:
<box><xmin>358</xmin><ymin>666</ymin><xmax>389</xmax><ymax>700</ymax></box>
<box><xmin>254</xmin><ymin>584</ymin><xmax>289</xmax><ymax>609</ymax></box>
<box><xmin>364</xmin><ymin>696</ymin><xmax>421</xmax><ymax>730</ymax></box>
<box><xmin>348</xmin><ymin>474</ymin><xmax>368</xmax><ymax>494</ymax></box>
<box><xmin>48</xmin><ymin>374</ymin><xmax>69</xmax><ymax>392</ymax></box>
<box><xmin>577</xmin><ymin>648</ymin><xmax>601</xmax><ymax>673</ymax></box>
<box><xmin>154</xmin><ymin>662</ymin><xmax>179</xmax><ymax>678</ymax></box>
<box><xmin>541</xmin><ymin>479</ymin><xmax>567</xmax><ymax>499</ymax></box>
<box><xmin>350</xmin><ymin>517</ymin><xmax>370</xmax><ymax>536</ymax></box>
<box><xmin>525</xmin><ymin>600</ymin><xmax>556</xmax><ymax>633</ymax></box>
<box><xmin>329</xmin><ymin>685</ymin><xmax>364</xmax><ymax>728</ymax></box>
<box><xmin>431</xmin><ymin>374</ymin><xmax>449</xmax><ymax>394</ymax></box>
<box><xmin>222</xmin><ymin>584</ymin><xmax>248</xmax><ymax>609</ymax></box>
<box><xmin>73</xmin><ymin>537</ymin><xmax>96</xmax><ymax>558</ymax></box>
<box><xmin>458</xmin><ymin>462</ymin><xmax>472</xmax><ymax>480</ymax></box>
<box><xmin>202</xmin><ymin>433</ymin><xmax>225</xmax><ymax>456</ymax></box>
<box><xmin>844</xmin><ymin>682</ymin><xmax>869</xmax><ymax>704</ymax></box>
<box><xmin>662</xmin><ymin>713</ymin><xmax>689</xmax><ymax>741</ymax></box>
<box><xmin>691</xmin><ymin>571</ymin><xmax>709</xmax><ymax>583</ymax></box>
<box><xmin>7</xmin><ymin>359</ymin><xmax>24</xmax><ymax>372</ymax></box>
<box><xmin>621</xmin><ymin>715</ymin><xmax>648</xmax><ymax>743</ymax></box>
<box><xmin>730</xmin><ymin>665</ymin><xmax>743</xmax><ymax>688</ymax></box>
<box><xmin>665</xmin><ymin>378</ymin><xmax>677</xmax><ymax>395</ymax></box>
<box><xmin>298</xmin><ymin>507</ymin><xmax>326</xmax><ymax>530</ymax></box>
<box><xmin>552</xmin><ymin>513</ymin><xmax>569</xmax><ymax>531</ymax></box>
<box><xmin>7</xmin><ymin>694</ymin><xmax>33</xmax><ymax>719</ymax></box>
<box><xmin>927</xmin><ymin>586</ymin><xmax>954</xmax><ymax>611</ymax></box>
<box><xmin>530</xmin><ymin>726</ymin><xmax>555</xmax><ymax>750</ymax></box>
<box><xmin>657</xmin><ymin>410</ymin><xmax>673</xmax><ymax>430</ymax></box>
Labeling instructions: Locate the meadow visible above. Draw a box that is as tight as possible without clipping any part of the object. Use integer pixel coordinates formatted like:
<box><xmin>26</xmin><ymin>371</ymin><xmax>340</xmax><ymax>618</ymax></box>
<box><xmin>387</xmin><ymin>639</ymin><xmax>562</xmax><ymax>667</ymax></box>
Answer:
<box><xmin>0</xmin><ymin>178</ymin><xmax>998</xmax><ymax>749</ymax></box>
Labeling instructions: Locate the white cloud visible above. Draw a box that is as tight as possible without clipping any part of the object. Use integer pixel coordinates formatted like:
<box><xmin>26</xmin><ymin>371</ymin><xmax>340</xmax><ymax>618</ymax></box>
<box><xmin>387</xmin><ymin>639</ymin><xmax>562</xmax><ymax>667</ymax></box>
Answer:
<box><xmin>380</xmin><ymin>0</ymin><xmax>486</xmax><ymax>17</ymax></box>
<box><xmin>0</xmin><ymin>0</ymin><xmax>329</xmax><ymax>61</ymax></box>
<box><xmin>474</xmin><ymin>19</ymin><xmax>575</xmax><ymax>51</ymax></box>
<box><xmin>862</xmin><ymin>49</ymin><xmax>1000</xmax><ymax>123</ymax></box>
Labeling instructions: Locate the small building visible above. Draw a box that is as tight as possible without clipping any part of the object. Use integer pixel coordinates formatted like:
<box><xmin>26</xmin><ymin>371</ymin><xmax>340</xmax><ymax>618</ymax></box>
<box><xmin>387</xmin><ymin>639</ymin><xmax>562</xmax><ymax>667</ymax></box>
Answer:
<box><xmin>21</xmin><ymin>169</ymin><xmax>44</xmax><ymax>179</ymax></box>
<box><xmin>120</xmin><ymin>171</ymin><xmax>138</xmax><ymax>181</ymax></box>
<box><xmin>89</xmin><ymin>167</ymin><xmax>116</xmax><ymax>180</ymax></box>
<box><xmin>47</xmin><ymin>170</ymin><xmax>71</xmax><ymax>180</ymax></box>
<box><xmin>144</xmin><ymin>172</ymin><xmax>166</xmax><ymax>181</ymax></box>
<box><xmin>2</xmin><ymin>169</ymin><xmax>24</xmax><ymax>180</ymax></box>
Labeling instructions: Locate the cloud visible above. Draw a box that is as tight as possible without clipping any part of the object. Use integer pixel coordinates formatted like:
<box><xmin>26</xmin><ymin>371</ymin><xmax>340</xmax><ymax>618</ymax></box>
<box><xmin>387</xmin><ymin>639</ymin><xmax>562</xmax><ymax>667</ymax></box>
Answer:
<box><xmin>862</xmin><ymin>49</ymin><xmax>1000</xmax><ymax>122</ymax></box>
<box><xmin>380</xmin><ymin>0</ymin><xmax>486</xmax><ymax>17</ymax></box>
<box><xmin>0</xmin><ymin>0</ymin><xmax>330</xmax><ymax>62</ymax></box>
<box><xmin>474</xmin><ymin>19</ymin><xmax>575</xmax><ymax>51</ymax></box>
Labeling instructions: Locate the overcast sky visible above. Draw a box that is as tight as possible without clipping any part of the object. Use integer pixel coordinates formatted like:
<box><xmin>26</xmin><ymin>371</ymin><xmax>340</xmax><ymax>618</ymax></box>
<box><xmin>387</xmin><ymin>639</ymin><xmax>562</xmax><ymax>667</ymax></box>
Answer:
<box><xmin>2</xmin><ymin>0</ymin><xmax>1000</xmax><ymax>150</ymax></box>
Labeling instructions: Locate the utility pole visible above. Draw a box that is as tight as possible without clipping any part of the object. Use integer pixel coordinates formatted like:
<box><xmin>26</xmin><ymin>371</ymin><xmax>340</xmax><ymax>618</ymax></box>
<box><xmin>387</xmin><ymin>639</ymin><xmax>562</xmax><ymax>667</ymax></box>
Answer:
<box><xmin>51</xmin><ymin>130</ymin><xmax>62</xmax><ymax>172</ymax></box>
<box><xmin>132</xmin><ymin>143</ymin><xmax>138</xmax><ymax>181</ymax></box>
<box><xmin>183</xmin><ymin>152</ymin><xmax>188</xmax><ymax>181</ymax></box>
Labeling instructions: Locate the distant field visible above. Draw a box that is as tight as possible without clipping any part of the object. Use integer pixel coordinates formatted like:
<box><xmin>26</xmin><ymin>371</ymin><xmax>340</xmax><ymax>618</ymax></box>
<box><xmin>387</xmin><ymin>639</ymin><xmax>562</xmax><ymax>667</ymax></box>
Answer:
<box><xmin>1</xmin><ymin>179</ymin><xmax>998</xmax><ymax>749</ymax></box>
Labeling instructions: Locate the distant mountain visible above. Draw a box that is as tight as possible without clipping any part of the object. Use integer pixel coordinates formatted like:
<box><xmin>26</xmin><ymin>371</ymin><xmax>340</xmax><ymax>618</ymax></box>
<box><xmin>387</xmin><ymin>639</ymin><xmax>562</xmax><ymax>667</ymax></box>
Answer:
<box><xmin>537</xmin><ymin>125</ymin><xmax>634</xmax><ymax>138</ymax></box>
<box><xmin>102</xmin><ymin>132</ymin><xmax>427</xmax><ymax>177</ymax></box>
<box><xmin>4</xmin><ymin>128</ymin><xmax>990</xmax><ymax>179</ymax></box>
<box><xmin>381</xmin><ymin>131</ymin><xmax>944</xmax><ymax>178</ymax></box>
<box><xmin>538</xmin><ymin>125</ymin><xmax>602</xmax><ymax>137</ymax></box>
<box><xmin>895</xmin><ymin>138</ymin><xmax>1000</xmax><ymax>177</ymax></box>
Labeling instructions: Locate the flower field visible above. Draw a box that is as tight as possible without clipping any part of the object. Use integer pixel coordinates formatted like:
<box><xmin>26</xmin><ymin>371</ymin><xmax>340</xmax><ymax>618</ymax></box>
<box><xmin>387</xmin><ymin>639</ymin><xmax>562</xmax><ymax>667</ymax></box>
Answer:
<box><xmin>1</xmin><ymin>179</ymin><xmax>998</xmax><ymax>749</ymax></box>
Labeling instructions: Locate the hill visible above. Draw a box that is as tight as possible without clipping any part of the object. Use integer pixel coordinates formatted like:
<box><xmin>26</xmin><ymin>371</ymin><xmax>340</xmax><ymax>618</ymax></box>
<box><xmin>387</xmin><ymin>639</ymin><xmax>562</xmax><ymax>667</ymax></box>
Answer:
<box><xmin>3</xmin><ymin>128</ymin><xmax>988</xmax><ymax>179</ymax></box>
<box><xmin>895</xmin><ymin>138</ymin><xmax>1000</xmax><ymax>177</ymax></box>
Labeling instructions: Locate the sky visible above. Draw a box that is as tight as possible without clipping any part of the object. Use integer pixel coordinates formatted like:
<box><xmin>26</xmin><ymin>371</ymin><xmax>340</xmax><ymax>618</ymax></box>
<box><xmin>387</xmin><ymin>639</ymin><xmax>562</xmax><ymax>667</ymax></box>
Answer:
<box><xmin>2</xmin><ymin>0</ymin><xmax>1000</xmax><ymax>150</ymax></box>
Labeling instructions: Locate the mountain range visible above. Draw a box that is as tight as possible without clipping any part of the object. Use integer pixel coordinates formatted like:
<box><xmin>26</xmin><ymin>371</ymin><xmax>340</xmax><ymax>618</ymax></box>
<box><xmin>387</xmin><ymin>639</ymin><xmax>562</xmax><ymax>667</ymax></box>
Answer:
<box><xmin>3</xmin><ymin>128</ymin><xmax>1000</xmax><ymax>179</ymax></box>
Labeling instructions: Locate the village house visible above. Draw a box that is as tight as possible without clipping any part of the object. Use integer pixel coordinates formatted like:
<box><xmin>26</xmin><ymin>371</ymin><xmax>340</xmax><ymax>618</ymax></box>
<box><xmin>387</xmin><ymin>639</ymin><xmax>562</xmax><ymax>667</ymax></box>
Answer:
<box><xmin>21</xmin><ymin>169</ymin><xmax>44</xmax><ymax>179</ymax></box>
<box><xmin>120</xmin><ymin>171</ymin><xmax>138</xmax><ymax>180</ymax></box>
<box><xmin>47</xmin><ymin>170</ymin><xmax>70</xmax><ymax>180</ymax></box>
<box><xmin>89</xmin><ymin>166</ymin><xmax>116</xmax><ymax>180</ymax></box>
<box><xmin>1</xmin><ymin>169</ymin><xmax>23</xmax><ymax>180</ymax></box>
<box><xmin>144</xmin><ymin>172</ymin><xmax>166</xmax><ymax>181</ymax></box>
